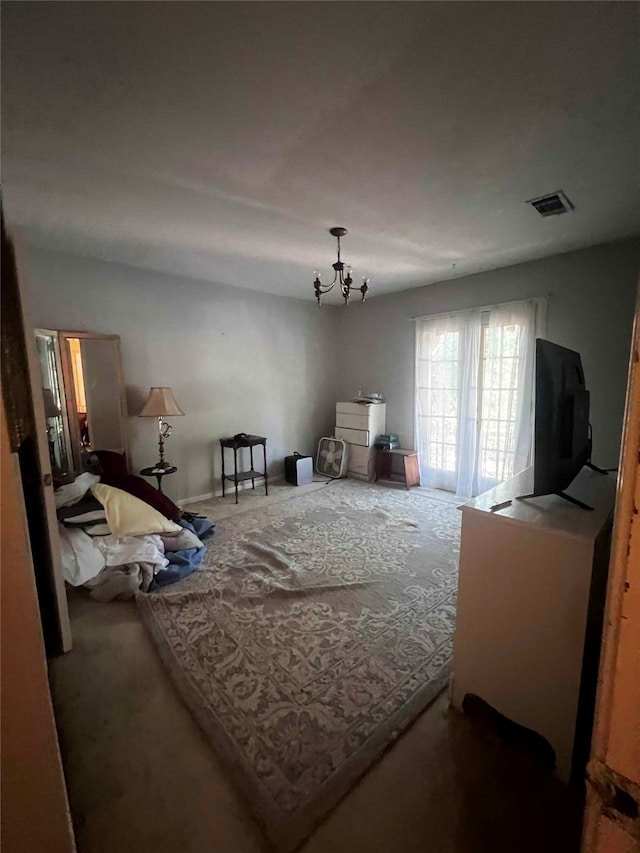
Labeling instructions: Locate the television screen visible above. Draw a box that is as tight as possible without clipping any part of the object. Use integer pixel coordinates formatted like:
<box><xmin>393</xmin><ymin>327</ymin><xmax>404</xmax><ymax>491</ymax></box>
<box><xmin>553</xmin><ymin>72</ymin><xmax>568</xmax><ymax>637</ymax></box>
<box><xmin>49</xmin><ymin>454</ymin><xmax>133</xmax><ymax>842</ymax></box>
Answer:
<box><xmin>533</xmin><ymin>339</ymin><xmax>591</xmax><ymax>499</ymax></box>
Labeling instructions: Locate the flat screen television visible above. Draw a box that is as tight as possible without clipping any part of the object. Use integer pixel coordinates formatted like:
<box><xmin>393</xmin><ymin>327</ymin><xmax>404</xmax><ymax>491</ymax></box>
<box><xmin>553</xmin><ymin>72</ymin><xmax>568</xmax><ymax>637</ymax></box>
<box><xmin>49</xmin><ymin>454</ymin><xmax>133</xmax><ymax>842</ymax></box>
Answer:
<box><xmin>521</xmin><ymin>338</ymin><xmax>595</xmax><ymax>509</ymax></box>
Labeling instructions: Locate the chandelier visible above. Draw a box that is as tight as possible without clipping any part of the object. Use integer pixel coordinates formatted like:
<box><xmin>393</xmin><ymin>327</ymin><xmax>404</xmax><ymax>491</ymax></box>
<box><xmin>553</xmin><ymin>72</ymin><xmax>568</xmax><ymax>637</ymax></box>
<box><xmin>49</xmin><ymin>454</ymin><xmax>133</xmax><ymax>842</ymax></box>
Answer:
<box><xmin>313</xmin><ymin>227</ymin><xmax>369</xmax><ymax>306</ymax></box>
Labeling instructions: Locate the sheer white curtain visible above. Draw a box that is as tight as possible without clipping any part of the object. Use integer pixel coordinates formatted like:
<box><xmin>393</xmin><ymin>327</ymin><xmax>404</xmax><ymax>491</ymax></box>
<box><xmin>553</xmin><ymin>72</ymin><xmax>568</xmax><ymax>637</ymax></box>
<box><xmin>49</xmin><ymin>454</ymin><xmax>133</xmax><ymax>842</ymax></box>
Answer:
<box><xmin>475</xmin><ymin>300</ymin><xmax>540</xmax><ymax>494</ymax></box>
<box><xmin>415</xmin><ymin>299</ymin><xmax>544</xmax><ymax>498</ymax></box>
<box><xmin>415</xmin><ymin>310</ymin><xmax>481</xmax><ymax>493</ymax></box>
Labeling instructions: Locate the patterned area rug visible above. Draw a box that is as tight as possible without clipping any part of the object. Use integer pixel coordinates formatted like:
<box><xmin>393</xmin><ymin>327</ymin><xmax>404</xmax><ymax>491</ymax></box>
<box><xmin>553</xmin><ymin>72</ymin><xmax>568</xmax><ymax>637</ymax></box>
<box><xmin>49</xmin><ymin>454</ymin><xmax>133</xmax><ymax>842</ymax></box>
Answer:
<box><xmin>138</xmin><ymin>480</ymin><xmax>461</xmax><ymax>850</ymax></box>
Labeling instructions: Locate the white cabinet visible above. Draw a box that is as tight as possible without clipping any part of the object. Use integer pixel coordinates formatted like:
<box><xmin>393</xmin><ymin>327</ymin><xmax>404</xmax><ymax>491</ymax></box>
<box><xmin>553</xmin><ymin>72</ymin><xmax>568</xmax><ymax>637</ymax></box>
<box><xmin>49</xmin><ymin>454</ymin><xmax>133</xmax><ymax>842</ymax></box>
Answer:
<box><xmin>335</xmin><ymin>402</ymin><xmax>386</xmax><ymax>480</ymax></box>
<box><xmin>451</xmin><ymin>466</ymin><xmax>616</xmax><ymax>781</ymax></box>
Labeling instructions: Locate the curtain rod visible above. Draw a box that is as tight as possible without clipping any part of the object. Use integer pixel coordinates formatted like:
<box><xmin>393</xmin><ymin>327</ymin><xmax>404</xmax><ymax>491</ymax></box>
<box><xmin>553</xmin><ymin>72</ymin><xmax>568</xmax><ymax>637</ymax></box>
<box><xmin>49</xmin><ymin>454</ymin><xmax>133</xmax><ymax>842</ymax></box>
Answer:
<box><xmin>409</xmin><ymin>295</ymin><xmax>550</xmax><ymax>322</ymax></box>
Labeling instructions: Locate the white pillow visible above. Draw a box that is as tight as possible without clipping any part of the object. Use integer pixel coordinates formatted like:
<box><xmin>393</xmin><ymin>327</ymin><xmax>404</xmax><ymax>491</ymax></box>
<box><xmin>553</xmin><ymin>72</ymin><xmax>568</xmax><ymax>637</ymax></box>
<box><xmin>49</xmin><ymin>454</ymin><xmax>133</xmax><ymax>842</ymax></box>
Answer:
<box><xmin>91</xmin><ymin>483</ymin><xmax>182</xmax><ymax>539</ymax></box>
<box><xmin>85</xmin><ymin>523</ymin><xmax>112</xmax><ymax>537</ymax></box>
<box><xmin>62</xmin><ymin>510</ymin><xmax>107</xmax><ymax>526</ymax></box>
<box><xmin>54</xmin><ymin>472</ymin><xmax>100</xmax><ymax>508</ymax></box>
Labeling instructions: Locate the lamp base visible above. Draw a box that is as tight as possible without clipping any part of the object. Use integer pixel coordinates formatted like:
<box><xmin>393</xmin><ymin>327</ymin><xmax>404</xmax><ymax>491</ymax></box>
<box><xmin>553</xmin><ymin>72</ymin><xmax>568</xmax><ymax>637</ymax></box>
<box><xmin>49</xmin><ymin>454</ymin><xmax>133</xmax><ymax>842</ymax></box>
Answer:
<box><xmin>156</xmin><ymin>416</ymin><xmax>175</xmax><ymax>470</ymax></box>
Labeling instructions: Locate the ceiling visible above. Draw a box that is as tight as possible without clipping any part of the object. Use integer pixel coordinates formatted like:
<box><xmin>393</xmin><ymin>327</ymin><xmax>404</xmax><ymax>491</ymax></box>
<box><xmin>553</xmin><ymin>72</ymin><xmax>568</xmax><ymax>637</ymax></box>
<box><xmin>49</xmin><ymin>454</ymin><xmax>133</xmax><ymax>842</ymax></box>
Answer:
<box><xmin>2</xmin><ymin>2</ymin><xmax>638</xmax><ymax>301</ymax></box>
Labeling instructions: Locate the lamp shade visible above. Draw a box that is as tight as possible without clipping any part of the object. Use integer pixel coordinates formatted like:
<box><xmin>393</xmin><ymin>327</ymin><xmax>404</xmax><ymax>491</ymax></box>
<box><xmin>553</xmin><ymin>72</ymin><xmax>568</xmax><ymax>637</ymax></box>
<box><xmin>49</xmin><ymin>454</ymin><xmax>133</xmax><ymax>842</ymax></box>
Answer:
<box><xmin>138</xmin><ymin>387</ymin><xmax>185</xmax><ymax>417</ymax></box>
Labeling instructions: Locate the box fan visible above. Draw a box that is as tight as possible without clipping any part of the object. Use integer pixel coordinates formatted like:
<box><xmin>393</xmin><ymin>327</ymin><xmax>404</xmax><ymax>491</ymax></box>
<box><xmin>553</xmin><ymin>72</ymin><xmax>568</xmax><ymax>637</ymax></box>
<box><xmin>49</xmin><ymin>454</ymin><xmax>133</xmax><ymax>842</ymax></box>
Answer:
<box><xmin>316</xmin><ymin>437</ymin><xmax>349</xmax><ymax>478</ymax></box>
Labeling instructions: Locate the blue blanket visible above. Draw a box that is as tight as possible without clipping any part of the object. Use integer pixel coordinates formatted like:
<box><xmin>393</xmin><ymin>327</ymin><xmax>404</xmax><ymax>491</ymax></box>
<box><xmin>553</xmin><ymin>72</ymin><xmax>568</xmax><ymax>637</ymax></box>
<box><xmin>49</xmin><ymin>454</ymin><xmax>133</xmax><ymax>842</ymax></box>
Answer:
<box><xmin>150</xmin><ymin>516</ymin><xmax>215</xmax><ymax>590</ymax></box>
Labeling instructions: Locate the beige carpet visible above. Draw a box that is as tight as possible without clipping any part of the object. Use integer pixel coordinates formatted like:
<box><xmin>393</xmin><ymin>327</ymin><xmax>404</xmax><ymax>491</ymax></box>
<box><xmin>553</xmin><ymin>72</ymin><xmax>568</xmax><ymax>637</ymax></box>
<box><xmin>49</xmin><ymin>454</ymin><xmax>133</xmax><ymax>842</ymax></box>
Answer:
<box><xmin>138</xmin><ymin>480</ymin><xmax>460</xmax><ymax>850</ymax></box>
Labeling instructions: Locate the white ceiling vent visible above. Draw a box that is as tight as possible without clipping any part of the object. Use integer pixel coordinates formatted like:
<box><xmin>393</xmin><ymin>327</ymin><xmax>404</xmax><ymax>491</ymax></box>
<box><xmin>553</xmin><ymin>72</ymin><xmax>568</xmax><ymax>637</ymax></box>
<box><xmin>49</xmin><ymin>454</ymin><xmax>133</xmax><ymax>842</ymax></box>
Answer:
<box><xmin>527</xmin><ymin>190</ymin><xmax>575</xmax><ymax>217</ymax></box>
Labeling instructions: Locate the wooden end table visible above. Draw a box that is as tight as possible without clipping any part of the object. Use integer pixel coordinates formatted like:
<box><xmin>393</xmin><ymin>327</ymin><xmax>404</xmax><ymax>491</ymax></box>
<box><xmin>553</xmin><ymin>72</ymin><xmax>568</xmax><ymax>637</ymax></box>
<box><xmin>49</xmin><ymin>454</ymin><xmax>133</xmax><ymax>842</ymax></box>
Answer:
<box><xmin>375</xmin><ymin>449</ymin><xmax>420</xmax><ymax>490</ymax></box>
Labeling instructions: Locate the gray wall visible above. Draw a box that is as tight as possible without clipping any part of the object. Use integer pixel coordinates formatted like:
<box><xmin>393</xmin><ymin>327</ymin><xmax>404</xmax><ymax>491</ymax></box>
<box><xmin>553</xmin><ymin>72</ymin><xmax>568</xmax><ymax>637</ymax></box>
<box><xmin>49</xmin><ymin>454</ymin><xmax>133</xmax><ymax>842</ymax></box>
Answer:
<box><xmin>335</xmin><ymin>239</ymin><xmax>639</xmax><ymax>468</ymax></box>
<box><xmin>23</xmin><ymin>247</ymin><xmax>338</xmax><ymax>502</ymax></box>
<box><xmin>23</xmin><ymin>238</ymin><xmax>639</xmax><ymax>503</ymax></box>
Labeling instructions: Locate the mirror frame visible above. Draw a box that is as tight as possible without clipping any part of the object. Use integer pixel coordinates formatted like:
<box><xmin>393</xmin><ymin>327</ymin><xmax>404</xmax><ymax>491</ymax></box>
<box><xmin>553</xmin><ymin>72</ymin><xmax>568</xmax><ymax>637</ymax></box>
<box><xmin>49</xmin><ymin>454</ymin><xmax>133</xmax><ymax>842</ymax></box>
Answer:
<box><xmin>58</xmin><ymin>331</ymin><xmax>130</xmax><ymax>471</ymax></box>
<box><xmin>34</xmin><ymin>328</ymin><xmax>74</xmax><ymax>472</ymax></box>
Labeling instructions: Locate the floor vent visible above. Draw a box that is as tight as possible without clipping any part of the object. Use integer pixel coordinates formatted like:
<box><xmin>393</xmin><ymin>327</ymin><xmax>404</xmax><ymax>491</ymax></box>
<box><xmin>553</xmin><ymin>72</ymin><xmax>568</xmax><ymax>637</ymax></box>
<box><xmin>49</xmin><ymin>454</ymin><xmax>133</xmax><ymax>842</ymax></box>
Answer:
<box><xmin>527</xmin><ymin>190</ymin><xmax>574</xmax><ymax>217</ymax></box>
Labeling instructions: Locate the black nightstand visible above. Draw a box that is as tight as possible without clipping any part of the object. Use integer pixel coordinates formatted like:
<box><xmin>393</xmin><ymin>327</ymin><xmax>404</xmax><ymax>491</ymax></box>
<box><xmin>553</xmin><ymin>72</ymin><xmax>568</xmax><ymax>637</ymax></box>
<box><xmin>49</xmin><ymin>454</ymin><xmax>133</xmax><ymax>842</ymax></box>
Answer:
<box><xmin>140</xmin><ymin>465</ymin><xmax>177</xmax><ymax>494</ymax></box>
<box><xmin>220</xmin><ymin>435</ymin><xmax>268</xmax><ymax>504</ymax></box>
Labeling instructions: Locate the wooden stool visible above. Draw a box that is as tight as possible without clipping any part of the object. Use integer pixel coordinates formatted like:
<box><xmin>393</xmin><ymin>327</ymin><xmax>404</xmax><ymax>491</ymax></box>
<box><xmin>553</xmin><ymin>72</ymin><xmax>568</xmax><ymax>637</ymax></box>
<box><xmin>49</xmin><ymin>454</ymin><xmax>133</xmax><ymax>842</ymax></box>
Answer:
<box><xmin>375</xmin><ymin>448</ymin><xmax>420</xmax><ymax>490</ymax></box>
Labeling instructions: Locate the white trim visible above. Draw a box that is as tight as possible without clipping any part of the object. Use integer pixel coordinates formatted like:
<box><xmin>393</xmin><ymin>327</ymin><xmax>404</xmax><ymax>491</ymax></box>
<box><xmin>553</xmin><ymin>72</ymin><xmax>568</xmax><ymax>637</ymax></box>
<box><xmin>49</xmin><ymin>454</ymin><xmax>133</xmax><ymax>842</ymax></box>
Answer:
<box><xmin>180</xmin><ymin>475</ymin><xmax>283</xmax><ymax>506</ymax></box>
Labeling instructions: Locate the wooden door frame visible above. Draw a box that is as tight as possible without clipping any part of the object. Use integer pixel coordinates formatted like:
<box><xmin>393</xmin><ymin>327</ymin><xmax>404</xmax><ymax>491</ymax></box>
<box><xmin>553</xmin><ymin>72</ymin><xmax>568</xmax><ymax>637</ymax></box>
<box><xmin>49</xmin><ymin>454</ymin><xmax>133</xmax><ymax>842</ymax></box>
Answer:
<box><xmin>583</xmin><ymin>282</ymin><xmax>640</xmax><ymax>850</ymax></box>
<box><xmin>3</xmin><ymin>224</ymin><xmax>72</xmax><ymax>654</ymax></box>
<box><xmin>58</xmin><ymin>331</ymin><xmax>129</xmax><ymax>471</ymax></box>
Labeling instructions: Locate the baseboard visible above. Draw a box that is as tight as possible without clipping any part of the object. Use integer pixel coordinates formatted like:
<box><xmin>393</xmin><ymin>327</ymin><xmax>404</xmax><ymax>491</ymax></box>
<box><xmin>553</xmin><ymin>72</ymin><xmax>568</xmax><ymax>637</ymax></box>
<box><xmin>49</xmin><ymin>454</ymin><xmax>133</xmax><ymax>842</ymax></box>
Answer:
<box><xmin>181</xmin><ymin>475</ymin><xmax>284</xmax><ymax>506</ymax></box>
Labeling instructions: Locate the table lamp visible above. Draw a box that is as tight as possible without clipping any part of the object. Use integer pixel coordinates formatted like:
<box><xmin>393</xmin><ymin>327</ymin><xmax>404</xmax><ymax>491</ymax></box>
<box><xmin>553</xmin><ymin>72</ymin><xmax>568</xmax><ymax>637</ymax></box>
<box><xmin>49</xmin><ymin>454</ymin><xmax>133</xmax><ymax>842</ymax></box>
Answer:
<box><xmin>138</xmin><ymin>386</ymin><xmax>184</xmax><ymax>469</ymax></box>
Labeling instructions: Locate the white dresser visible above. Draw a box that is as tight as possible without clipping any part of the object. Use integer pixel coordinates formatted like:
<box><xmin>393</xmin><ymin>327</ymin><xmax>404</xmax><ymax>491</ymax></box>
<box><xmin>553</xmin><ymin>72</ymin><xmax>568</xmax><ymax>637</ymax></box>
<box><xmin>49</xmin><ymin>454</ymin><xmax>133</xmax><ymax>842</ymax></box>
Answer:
<box><xmin>451</xmin><ymin>466</ymin><xmax>616</xmax><ymax>781</ymax></box>
<box><xmin>334</xmin><ymin>402</ymin><xmax>386</xmax><ymax>480</ymax></box>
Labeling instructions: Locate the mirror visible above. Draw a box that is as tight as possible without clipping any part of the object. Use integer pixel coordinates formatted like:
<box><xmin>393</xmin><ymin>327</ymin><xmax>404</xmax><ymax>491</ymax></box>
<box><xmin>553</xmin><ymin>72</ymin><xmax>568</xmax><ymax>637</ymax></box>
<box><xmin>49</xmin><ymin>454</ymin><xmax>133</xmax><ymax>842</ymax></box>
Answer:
<box><xmin>34</xmin><ymin>330</ymin><xmax>72</xmax><ymax>472</ymax></box>
<box><xmin>34</xmin><ymin>330</ymin><xmax>129</xmax><ymax>472</ymax></box>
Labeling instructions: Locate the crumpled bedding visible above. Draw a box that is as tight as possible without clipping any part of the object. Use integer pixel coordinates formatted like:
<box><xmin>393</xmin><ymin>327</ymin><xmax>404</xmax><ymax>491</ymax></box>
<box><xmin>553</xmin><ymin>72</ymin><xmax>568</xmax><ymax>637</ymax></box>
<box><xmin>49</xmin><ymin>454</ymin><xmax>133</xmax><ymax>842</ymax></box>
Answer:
<box><xmin>59</xmin><ymin>524</ymin><xmax>106</xmax><ymax>586</ymax></box>
<box><xmin>84</xmin><ymin>562</ymin><xmax>156</xmax><ymax>601</ymax></box>
<box><xmin>150</xmin><ymin>517</ymin><xmax>212</xmax><ymax>589</ymax></box>
<box><xmin>55</xmin><ymin>470</ymin><xmax>215</xmax><ymax>601</ymax></box>
<box><xmin>59</xmin><ymin>525</ymin><xmax>168</xmax><ymax>588</ymax></box>
<box><xmin>54</xmin><ymin>472</ymin><xmax>100</xmax><ymax>508</ymax></box>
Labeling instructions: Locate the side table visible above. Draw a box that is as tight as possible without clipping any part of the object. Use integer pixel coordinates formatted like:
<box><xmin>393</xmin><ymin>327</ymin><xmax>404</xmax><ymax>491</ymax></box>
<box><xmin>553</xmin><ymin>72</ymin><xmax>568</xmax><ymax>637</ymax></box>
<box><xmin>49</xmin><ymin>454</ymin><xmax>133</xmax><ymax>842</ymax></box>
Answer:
<box><xmin>220</xmin><ymin>435</ymin><xmax>268</xmax><ymax>504</ymax></box>
<box><xmin>140</xmin><ymin>465</ymin><xmax>177</xmax><ymax>494</ymax></box>
<box><xmin>375</xmin><ymin>449</ymin><xmax>420</xmax><ymax>490</ymax></box>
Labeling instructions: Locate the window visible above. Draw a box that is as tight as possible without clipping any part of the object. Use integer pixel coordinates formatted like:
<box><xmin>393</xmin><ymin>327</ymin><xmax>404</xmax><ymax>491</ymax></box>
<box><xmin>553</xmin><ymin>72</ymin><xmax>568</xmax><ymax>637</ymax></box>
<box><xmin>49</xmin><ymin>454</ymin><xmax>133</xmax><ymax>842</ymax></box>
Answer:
<box><xmin>420</xmin><ymin>329</ymin><xmax>459</xmax><ymax>474</ymax></box>
<box><xmin>478</xmin><ymin>320</ymin><xmax>521</xmax><ymax>483</ymax></box>
<box><xmin>415</xmin><ymin>300</ymin><xmax>542</xmax><ymax>497</ymax></box>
